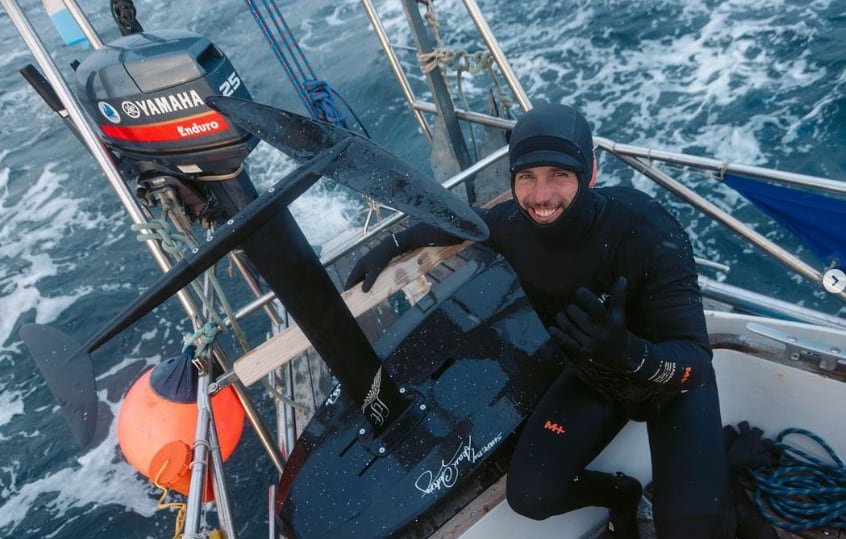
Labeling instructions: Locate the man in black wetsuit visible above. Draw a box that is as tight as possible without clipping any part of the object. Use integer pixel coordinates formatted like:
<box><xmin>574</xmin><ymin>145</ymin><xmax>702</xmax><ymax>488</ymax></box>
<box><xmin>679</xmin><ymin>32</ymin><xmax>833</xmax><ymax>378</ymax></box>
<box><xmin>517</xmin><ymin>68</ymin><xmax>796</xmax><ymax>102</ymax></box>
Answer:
<box><xmin>345</xmin><ymin>103</ymin><xmax>735</xmax><ymax>538</ymax></box>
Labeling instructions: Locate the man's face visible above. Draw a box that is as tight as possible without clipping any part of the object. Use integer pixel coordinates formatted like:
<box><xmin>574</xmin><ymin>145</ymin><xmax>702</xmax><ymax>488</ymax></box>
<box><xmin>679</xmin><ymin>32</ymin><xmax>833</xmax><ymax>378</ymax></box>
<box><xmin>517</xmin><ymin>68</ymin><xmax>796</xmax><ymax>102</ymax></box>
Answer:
<box><xmin>513</xmin><ymin>165</ymin><xmax>580</xmax><ymax>225</ymax></box>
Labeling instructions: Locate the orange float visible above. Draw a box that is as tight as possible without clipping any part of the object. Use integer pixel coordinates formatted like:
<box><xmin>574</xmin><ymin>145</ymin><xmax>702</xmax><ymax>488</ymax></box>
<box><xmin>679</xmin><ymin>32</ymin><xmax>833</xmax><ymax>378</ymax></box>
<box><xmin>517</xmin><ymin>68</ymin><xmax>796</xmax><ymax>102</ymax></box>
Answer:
<box><xmin>117</xmin><ymin>355</ymin><xmax>245</xmax><ymax>501</ymax></box>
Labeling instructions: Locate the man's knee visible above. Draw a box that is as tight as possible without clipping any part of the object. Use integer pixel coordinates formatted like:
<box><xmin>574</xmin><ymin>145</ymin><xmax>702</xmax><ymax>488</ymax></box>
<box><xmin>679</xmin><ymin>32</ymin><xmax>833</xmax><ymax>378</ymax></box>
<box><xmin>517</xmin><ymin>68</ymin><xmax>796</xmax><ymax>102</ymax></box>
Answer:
<box><xmin>505</xmin><ymin>478</ymin><xmax>559</xmax><ymax>521</ymax></box>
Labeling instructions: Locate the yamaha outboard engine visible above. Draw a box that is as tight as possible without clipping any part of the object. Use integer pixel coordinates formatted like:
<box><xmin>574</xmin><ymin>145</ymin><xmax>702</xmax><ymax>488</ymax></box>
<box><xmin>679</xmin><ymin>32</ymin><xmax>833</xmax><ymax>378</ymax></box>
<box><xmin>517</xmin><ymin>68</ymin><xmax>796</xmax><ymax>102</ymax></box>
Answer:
<box><xmin>74</xmin><ymin>30</ymin><xmax>259</xmax><ymax>224</ymax></box>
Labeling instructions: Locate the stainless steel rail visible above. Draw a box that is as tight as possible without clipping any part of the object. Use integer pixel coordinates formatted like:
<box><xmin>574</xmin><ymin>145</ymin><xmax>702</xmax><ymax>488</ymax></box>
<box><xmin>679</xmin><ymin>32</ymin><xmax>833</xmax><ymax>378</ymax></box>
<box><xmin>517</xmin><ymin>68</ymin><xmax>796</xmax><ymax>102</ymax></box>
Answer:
<box><xmin>596</xmin><ymin>136</ymin><xmax>846</xmax><ymax>194</ymax></box>
<box><xmin>610</xmin><ymin>151</ymin><xmax>846</xmax><ymax>304</ymax></box>
<box><xmin>360</xmin><ymin>0</ymin><xmax>432</xmax><ymax>140</ymax></box>
<box><xmin>461</xmin><ymin>0</ymin><xmax>531</xmax><ymax>111</ymax></box>
<box><xmin>699</xmin><ymin>276</ymin><xmax>846</xmax><ymax>330</ymax></box>
<box><xmin>60</xmin><ymin>0</ymin><xmax>104</xmax><ymax>49</ymax></box>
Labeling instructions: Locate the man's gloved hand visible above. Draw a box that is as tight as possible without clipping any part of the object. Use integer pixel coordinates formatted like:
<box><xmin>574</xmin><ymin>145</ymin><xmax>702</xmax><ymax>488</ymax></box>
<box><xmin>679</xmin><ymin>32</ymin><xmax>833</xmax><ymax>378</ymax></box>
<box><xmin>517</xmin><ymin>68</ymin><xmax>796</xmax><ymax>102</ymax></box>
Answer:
<box><xmin>344</xmin><ymin>236</ymin><xmax>404</xmax><ymax>292</ymax></box>
<box><xmin>549</xmin><ymin>276</ymin><xmax>631</xmax><ymax>367</ymax></box>
<box><xmin>723</xmin><ymin>421</ymin><xmax>780</xmax><ymax>471</ymax></box>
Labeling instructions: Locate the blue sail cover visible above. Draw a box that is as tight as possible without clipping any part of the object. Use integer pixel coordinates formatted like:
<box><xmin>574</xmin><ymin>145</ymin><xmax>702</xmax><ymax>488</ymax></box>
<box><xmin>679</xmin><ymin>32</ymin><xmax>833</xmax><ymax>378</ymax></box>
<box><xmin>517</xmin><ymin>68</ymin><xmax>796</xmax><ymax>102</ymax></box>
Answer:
<box><xmin>723</xmin><ymin>173</ymin><xmax>846</xmax><ymax>266</ymax></box>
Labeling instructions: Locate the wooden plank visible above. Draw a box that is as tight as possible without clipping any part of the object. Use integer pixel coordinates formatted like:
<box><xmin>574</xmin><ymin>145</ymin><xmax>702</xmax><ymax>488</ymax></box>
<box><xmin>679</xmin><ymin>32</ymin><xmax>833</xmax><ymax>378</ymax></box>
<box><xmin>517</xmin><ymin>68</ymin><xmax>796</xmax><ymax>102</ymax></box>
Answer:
<box><xmin>233</xmin><ymin>242</ymin><xmax>468</xmax><ymax>386</ymax></box>
<box><xmin>429</xmin><ymin>476</ymin><xmax>507</xmax><ymax>539</ymax></box>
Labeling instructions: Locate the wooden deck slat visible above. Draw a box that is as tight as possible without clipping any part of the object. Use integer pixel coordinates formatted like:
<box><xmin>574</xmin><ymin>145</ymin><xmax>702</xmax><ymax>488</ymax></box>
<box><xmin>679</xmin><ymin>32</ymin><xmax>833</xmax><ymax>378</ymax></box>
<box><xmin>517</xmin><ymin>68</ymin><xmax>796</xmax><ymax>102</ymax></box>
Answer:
<box><xmin>232</xmin><ymin>242</ymin><xmax>469</xmax><ymax>386</ymax></box>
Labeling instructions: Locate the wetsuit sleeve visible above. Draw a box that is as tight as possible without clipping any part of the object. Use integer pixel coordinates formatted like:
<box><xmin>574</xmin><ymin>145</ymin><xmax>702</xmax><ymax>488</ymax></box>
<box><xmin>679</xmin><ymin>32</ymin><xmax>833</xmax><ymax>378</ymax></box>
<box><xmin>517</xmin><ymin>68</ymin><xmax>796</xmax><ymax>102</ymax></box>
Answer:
<box><xmin>620</xmin><ymin>226</ymin><xmax>712</xmax><ymax>389</ymax></box>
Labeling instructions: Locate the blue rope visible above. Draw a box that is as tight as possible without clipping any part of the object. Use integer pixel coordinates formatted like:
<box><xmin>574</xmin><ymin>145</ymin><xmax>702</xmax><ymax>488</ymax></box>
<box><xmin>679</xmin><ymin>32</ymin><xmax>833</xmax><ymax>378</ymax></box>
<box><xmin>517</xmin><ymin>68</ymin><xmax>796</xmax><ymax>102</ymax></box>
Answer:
<box><xmin>243</xmin><ymin>0</ymin><xmax>309</xmax><ymax>108</ymax></box>
<box><xmin>264</xmin><ymin>0</ymin><xmax>315</xmax><ymax>82</ymax></box>
<box><xmin>242</xmin><ymin>0</ymin><xmax>369</xmax><ymax>137</ymax></box>
<box><xmin>749</xmin><ymin>428</ymin><xmax>846</xmax><ymax>531</ymax></box>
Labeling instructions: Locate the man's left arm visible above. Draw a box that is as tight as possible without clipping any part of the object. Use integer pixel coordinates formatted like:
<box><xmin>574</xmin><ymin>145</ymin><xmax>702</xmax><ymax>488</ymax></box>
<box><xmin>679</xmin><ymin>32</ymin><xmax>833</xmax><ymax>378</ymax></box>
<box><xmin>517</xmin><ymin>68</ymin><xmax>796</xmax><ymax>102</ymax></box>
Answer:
<box><xmin>622</xmin><ymin>246</ymin><xmax>712</xmax><ymax>389</ymax></box>
<box><xmin>550</xmin><ymin>226</ymin><xmax>713</xmax><ymax>389</ymax></box>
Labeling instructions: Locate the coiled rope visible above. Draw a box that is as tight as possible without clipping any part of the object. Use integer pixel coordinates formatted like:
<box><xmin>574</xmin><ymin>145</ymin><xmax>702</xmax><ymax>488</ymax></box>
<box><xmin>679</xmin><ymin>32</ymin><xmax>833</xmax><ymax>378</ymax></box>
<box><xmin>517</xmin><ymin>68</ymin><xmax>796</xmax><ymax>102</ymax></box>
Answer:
<box><xmin>749</xmin><ymin>428</ymin><xmax>846</xmax><ymax>531</ymax></box>
<box><xmin>242</xmin><ymin>0</ymin><xmax>369</xmax><ymax>136</ymax></box>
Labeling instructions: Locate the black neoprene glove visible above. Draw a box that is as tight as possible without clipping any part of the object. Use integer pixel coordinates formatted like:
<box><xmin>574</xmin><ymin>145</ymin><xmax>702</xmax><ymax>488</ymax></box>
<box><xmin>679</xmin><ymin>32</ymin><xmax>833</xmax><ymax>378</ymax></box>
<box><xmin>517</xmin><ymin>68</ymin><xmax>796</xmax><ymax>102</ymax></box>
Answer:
<box><xmin>344</xmin><ymin>235</ymin><xmax>405</xmax><ymax>292</ymax></box>
<box><xmin>724</xmin><ymin>421</ymin><xmax>780</xmax><ymax>472</ymax></box>
<box><xmin>549</xmin><ymin>276</ymin><xmax>634</xmax><ymax>368</ymax></box>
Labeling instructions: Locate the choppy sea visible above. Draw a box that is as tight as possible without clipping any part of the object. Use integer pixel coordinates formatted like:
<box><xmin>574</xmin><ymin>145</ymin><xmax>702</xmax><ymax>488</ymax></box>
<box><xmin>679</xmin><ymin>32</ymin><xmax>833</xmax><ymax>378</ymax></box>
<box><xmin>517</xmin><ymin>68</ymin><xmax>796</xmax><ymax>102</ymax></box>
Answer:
<box><xmin>1</xmin><ymin>0</ymin><xmax>844</xmax><ymax>537</ymax></box>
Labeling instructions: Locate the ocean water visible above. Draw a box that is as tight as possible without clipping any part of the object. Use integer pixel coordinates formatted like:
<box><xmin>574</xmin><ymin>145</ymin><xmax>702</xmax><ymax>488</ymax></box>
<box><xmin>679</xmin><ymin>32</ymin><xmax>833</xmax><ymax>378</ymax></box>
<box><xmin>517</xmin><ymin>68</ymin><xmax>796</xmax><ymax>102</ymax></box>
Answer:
<box><xmin>0</xmin><ymin>0</ymin><xmax>844</xmax><ymax>537</ymax></box>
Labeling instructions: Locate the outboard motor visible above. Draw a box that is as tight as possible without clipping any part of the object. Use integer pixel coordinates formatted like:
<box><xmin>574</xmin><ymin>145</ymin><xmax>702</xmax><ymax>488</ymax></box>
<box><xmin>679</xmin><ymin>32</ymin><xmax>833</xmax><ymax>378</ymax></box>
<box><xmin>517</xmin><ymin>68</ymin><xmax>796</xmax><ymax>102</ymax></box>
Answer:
<box><xmin>74</xmin><ymin>30</ymin><xmax>259</xmax><ymax>224</ymax></box>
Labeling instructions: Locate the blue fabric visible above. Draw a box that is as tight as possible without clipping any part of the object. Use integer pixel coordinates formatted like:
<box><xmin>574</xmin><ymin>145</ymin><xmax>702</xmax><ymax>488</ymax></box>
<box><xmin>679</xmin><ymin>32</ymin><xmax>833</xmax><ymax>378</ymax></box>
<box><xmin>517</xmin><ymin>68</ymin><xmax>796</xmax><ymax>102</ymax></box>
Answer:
<box><xmin>723</xmin><ymin>173</ymin><xmax>846</xmax><ymax>265</ymax></box>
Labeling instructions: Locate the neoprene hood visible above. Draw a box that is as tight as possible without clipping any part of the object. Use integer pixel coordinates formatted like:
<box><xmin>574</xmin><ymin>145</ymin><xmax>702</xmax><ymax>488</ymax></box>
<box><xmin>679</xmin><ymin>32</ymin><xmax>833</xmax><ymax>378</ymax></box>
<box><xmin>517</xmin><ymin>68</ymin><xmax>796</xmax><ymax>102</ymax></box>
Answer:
<box><xmin>508</xmin><ymin>103</ymin><xmax>594</xmax><ymax>187</ymax></box>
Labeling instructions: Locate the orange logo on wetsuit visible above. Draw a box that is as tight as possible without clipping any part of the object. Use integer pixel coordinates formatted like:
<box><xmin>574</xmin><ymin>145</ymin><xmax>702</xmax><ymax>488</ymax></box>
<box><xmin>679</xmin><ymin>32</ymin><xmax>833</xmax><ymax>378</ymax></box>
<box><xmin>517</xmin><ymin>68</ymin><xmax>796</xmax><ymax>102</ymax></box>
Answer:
<box><xmin>680</xmin><ymin>366</ymin><xmax>692</xmax><ymax>384</ymax></box>
<box><xmin>543</xmin><ymin>420</ymin><xmax>565</xmax><ymax>435</ymax></box>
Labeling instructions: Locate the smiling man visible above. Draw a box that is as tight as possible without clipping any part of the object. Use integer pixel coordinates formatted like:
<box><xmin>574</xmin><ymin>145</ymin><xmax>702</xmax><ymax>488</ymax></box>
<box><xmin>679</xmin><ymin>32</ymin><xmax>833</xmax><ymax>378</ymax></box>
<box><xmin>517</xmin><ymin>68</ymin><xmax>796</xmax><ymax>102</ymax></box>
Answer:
<box><xmin>346</xmin><ymin>103</ymin><xmax>734</xmax><ymax>539</ymax></box>
<box><xmin>513</xmin><ymin>165</ymin><xmax>579</xmax><ymax>223</ymax></box>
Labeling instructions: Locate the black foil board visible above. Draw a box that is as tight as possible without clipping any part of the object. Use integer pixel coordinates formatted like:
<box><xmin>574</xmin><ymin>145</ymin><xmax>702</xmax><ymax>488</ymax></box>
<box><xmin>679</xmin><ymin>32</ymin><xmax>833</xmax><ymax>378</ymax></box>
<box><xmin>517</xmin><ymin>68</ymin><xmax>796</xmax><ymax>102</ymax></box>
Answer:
<box><xmin>278</xmin><ymin>253</ymin><xmax>566</xmax><ymax>538</ymax></box>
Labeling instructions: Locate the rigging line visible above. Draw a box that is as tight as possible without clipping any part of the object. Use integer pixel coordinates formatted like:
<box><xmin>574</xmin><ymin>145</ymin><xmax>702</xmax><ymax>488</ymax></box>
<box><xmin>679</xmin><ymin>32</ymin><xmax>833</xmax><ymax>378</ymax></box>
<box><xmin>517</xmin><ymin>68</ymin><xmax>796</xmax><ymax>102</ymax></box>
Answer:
<box><xmin>242</xmin><ymin>0</ymin><xmax>356</xmax><ymax>129</ymax></box>
<box><xmin>242</xmin><ymin>0</ymin><xmax>370</xmax><ymax>133</ymax></box>
<box><xmin>153</xmin><ymin>459</ymin><xmax>188</xmax><ymax>539</ymax></box>
<box><xmin>328</xmin><ymin>85</ymin><xmax>370</xmax><ymax>137</ymax></box>
<box><xmin>243</xmin><ymin>0</ymin><xmax>311</xmax><ymax>111</ymax></box>
<box><xmin>264</xmin><ymin>0</ymin><xmax>316</xmax><ymax>81</ymax></box>
<box><xmin>259</xmin><ymin>0</ymin><xmax>341</xmax><ymax>124</ymax></box>
<box><xmin>261</xmin><ymin>2</ymin><xmax>312</xmax><ymax>110</ymax></box>
<box><xmin>131</xmin><ymin>215</ymin><xmax>251</xmax><ymax>354</ymax></box>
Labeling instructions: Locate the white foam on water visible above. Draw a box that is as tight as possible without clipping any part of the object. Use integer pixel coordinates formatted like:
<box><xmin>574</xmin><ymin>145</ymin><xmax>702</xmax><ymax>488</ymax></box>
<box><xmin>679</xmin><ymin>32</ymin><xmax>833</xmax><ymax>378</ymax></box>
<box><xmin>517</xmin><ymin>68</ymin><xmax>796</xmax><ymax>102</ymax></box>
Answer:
<box><xmin>0</xmin><ymin>347</ymin><xmax>165</xmax><ymax>533</ymax></box>
<box><xmin>245</xmin><ymin>141</ymin><xmax>365</xmax><ymax>247</ymax></box>
<box><xmin>0</xmin><ymin>387</ymin><xmax>161</xmax><ymax>536</ymax></box>
<box><xmin>0</xmin><ymin>163</ymin><xmax>94</xmax><ymax>350</ymax></box>
<box><xmin>0</xmin><ymin>389</ymin><xmax>24</xmax><ymax>440</ymax></box>
<box><xmin>457</xmin><ymin>0</ymin><xmax>836</xmax><ymax>167</ymax></box>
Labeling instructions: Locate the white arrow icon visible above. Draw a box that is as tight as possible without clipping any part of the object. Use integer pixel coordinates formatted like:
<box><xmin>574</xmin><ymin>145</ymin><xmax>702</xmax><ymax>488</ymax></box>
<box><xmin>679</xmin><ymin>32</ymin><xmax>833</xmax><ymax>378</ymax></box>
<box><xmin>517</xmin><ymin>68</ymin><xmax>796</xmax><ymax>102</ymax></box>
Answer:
<box><xmin>823</xmin><ymin>268</ymin><xmax>846</xmax><ymax>294</ymax></box>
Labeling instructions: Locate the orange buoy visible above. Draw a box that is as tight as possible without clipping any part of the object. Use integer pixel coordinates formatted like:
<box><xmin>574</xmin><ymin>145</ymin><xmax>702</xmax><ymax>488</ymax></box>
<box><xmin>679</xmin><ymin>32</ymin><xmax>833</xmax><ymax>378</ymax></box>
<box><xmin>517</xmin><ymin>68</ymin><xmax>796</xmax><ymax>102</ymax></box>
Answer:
<box><xmin>117</xmin><ymin>355</ymin><xmax>245</xmax><ymax>500</ymax></box>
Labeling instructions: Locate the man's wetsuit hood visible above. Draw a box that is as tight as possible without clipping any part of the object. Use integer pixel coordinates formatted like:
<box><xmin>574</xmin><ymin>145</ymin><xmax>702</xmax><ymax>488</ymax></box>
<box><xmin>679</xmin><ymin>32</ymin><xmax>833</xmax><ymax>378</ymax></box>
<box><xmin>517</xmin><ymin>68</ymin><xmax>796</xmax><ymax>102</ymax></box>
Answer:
<box><xmin>509</xmin><ymin>103</ymin><xmax>596</xmax><ymax>242</ymax></box>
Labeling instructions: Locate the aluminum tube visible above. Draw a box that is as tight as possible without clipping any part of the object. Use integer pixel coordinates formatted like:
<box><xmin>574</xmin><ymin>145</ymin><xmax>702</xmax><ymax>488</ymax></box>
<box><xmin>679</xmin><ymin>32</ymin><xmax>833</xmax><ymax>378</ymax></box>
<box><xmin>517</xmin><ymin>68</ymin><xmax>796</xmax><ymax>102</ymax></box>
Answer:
<box><xmin>59</xmin><ymin>0</ymin><xmax>104</xmax><ymax>49</ymax></box>
<box><xmin>413</xmin><ymin>100</ymin><xmax>516</xmax><ymax>130</ymax></box>
<box><xmin>699</xmin><ymin>276</ymin><xmax>846</xmax><ymax>330</ymax></box>
<box><xmin>596</xmin><ymin>136</ymin><xmax>846</xmax><ymax>195</ymax></box>
<box><xmin>460</xmin><ymin>0</ymin><xmax>531</xmax><ymax>111</ymax></box>
<box><xmin>184</xmin><ymin>373</ymin><xmax>212</xmax><ymax>535</ymax></box>
<box><xmin>228</xmin><ymin>251</ymin><xmax>283</xmax><ymax>325</ymax></box>
<box><xmin>612</xmin><ymin>152</ymin><xmax>846</xmax><ymax>303</ymax></box>
<box><xmin>268</xmin><ymin>484</ymin><xmax>278</xmax><ymax>539</ymax></box>
<box><xmin>206</xmin><ymin>401</ymin><xmax>237</xmax><ymax>538</ymax></box>
<box><xmin>360</xmin><ymin>0</ymin><xmax>432</xmax><ymax>140</ymax></box>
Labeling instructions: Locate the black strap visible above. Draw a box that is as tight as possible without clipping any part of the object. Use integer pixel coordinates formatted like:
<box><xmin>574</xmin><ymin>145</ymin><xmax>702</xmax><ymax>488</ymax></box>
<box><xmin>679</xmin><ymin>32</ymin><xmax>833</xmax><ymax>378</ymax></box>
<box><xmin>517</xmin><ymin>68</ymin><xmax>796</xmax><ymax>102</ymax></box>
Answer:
<box><xmin>111</xmin><ymin>0</ymin><xmax>144</xmax><ymax>36</ymax></box>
